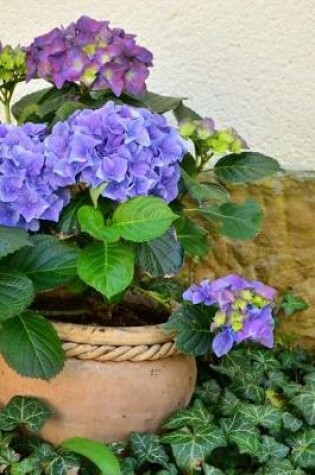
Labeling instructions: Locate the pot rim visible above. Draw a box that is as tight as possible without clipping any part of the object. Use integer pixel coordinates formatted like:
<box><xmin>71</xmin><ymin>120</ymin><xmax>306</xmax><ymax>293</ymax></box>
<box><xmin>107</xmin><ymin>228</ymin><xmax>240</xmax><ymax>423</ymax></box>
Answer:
<box><xmin>52</xmin><ymin>320</ymin><xmax>176</xmax><ymax>346</ymax></box>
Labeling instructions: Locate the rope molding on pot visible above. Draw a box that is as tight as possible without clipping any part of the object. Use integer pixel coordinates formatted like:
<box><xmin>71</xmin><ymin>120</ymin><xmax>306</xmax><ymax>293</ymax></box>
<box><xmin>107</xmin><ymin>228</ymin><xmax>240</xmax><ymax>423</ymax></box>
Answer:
<box><xmin>62</xmin><ymin>340</ymin><xmax>179</xmax><ymax>362</ymax></box>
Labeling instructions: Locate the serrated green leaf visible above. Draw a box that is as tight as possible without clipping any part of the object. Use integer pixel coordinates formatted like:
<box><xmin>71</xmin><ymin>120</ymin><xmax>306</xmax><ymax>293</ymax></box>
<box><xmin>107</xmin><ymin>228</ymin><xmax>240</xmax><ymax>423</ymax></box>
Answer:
<box><xmin>58</xmin><ymin>193</ymin><xmax>91</xmax><ymax>234</ymax></box>
<box><xmin>77</xmin><ymin>205</ymin><xmax>120</xmax><ymax>242</ymax></box>
<box><xmin>175</xmin><ymin>216</ymin><xmax>209</xmax><ymax>258</ymax></box>
<box><xmin>173</xmin><ymin>102</ymin><xmax>202</xmax><ymax>122</ymax></box>
<box><xmin>0</xmin><ymin>226</ymin><xmax>31</xmax><ymax>259</ymax></box>
<box><xmin>0</xmin><ymin>396</ymin><xmax>50</xmax><ymax>431</ymax></box>
<box><xmin>164</xmin><ymin>304</ymin><xmax>215</xmax><ymax>356</ymax></box>
<box><xmin>142</xmin><ymin>91</ymin><xmax>184</xmax><ymax>114</ymax></box>
<box><xmin>61</xmin><ymin>437</ymin><xmax>120</xmax><ymax>475</ymax></box>
<box><xmin>2</xmin><ymin>235</ymin><xmax>80</xmax><ymax>291</ymax></box>
<box><xmin>129</xmin><ymin>433</ymin><xmax>169</xmax><ymax>468</ymax></box>
<box><xmin>199</xmin><ymin>199</ymin><xmax>263</xmax><ymax>240</ymax></box>
<box><xmin>181</xmin><ymin>169</ymin><xmax>229</xmax><ymax>205</ymax></box>
<box><xmin>258</xmin><ymin>435</ymin><xmax>290</xmax><ymax>463</ymax></box>
<box><xmin>281</xmin><ymin>291</ymin><xmax>309</xmax><ymax>316</ymax></box>
<box><xmin>53</xmin><ymin>101</ymin><xmax>85</xmax><ymax>122</ymax></box>
<box><xmin>0</xmin><ymin>312</ymin><xmax>65</xmax><ymax>380</ymax></box>
<box><xmin>288</xmin><ymin>428</ymin><xmax>315</xmax><ymax>468</ymax></box>
<box><xmin>163</xmin><ymin>400</ymin><xmax>213</xmax><ymax>431</ymax></box>
<box><xmin>112</xmin><ymin>197</ymin><xmax>177</xmax><ymax>242</ymax></box>
<box><xmin>137</xmin><ymin>229</ymin><xmax>183</xmax><ymax>277</ymax></box>
<box><xmin>77</xmin><ymin>241</ymin><xmax>134</xmax><ymax>299</ymax></box>
<box><xmin>0</xmin><ymin>273</ymin><xmax>34</xmax><ymax>321</ymax></box>
<box><xmin>214</xmin><ymin>152</ymin><xmax>281</xmax><ymax>183</ymax></box>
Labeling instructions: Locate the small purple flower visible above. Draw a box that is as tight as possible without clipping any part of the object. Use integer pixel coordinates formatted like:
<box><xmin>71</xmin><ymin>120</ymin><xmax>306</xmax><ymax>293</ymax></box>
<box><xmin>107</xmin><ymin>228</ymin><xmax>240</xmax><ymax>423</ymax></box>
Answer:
<box><xmin>24</xmin><ymin>16</ymin><xmax>153</xmax><ymax>96</ymax></box>
<box><xmin>235</xmin><ymin>306</ymin><xmax>274</xmax><ymax>348</ymax></box>
<box><xmin>212</xmin><ymin>328</ymin><xmax>235</xmax><ymax>357</ymax></box>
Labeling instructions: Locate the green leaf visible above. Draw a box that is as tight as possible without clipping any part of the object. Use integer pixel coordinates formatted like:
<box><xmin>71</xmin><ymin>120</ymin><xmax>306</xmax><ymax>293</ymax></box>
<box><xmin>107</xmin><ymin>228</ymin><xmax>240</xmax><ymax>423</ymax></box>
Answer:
<box><xmin>0</xmin><ymin>226</ymin><xmax>31</xmax><ymax>259</ymax></box>
<box><xmin>219</xmin><ymin>390</ymin><xmax>241</xmax><ymax>417</ymax></box>
<box><xmin>257</xmin><ymin>459</ymin><xmax>306</xmax><ymax>475</ymax></box>
<box><xmin>142</xmin><ymin>91</ymin><xmax>184</xmax><ymax>114</ymax></box>
<box><xmin>77</xmin><ymin>205</ymin><xmax>120</xmax><ymax>242</ymax></box>
<box><xmin>12</xmin><ymin>87</ymin><xmax>51</xmax><ymax>122</ymax></box>
<box><xmin>258</xmin><ymin>435</ymin><xmax>290</xmax><ymax>463</ymax></box>
<box><xmin>214</xmin><ymin>152</ymin><xmax>281</xmax><ymax>183</ymax></box>
<box><xmin>0</xmin><ymin>396</ymin><xmax>50</xmax><ymax>431</ymax></box>
<box><xmin>112</xmin><ymin>197</ymin><xmax>177</xmax><ymax>242</ymax></box>
<box><xmin>220</xmin><ymin>416</ymin><xmax>261</xmax><ymax>457</ymax></box>
<box><xmin>161</xmin><ymin>426</ymin><xmax>226</xmax><ymax>474</ymax></box>
<box><xmin>281</xmin><ymin>291</ymin><xmax>309</xmax><ymax>316</ymax></box>
<box><xmin>194</xmin><ymin>380</ymin><xmax>222</xmax><ymax>405</ymax></box>
<box><xmin>181</xmin><ymin>169</ymin><xmax>229</xmax><ymax>205</ymax></box>
<box><xmin>77</xmin><ymin>241</ymin><xmax>134</xmax><ymax>299</ymax></box>
<box><xmin>237</xmin><ymin>403</ymin><xmax>283</xmax><ymax>431</ymax></box>
<box><xmin>0</xmin><ymin>447</ymin><xmax>20</xmax><ymax>472</ymax></box>
<box><xmin>175</xmin><ymin>216</ymin><xmax>209</xmax><ymax>258</ymax></box>
<box><xmin>292</xmin><ymin>386</ymin><xmax>315</xmax><ymax>425</ymax></box>
<box><xmin>202</xmin><ymin>464</ymin><xmax>225</xmax><ymax>475</ymax></box>
<box><xmin>173</xmin><ymin>102</ymin><xmax>202</xmax><ymax>122</ymax></box>
<box><xmin>61</xmin><ymin>437</ymin><xmax>120</xmax><ymax>475</ymax></box>
<box><xmin>54</xmin><ymin>101</ymin><xmax>85</xmax><ymax>122</ymax></box>
<box><xmin>58</xmin><ymin>193</ymin><xmax>91</xmax><ymax>234</ymax></box>
<box><xmin>0</xmin><ymin>273</ymin><xmax>34</xmax><ymax>321</ymax></box>
<box><xmin>282</xmin><ymin>412</ymin><xmax>303</xmax><ymax>432</ymax></box>
<box><xmin>129</xmin><ymin>433</ymin><xmax>170</xmax><ymax>468</ymax></box>
<box><xmin>0</xmin><ymin>311</ymin><xmax>65</xmax><ymax>380</ymax></box>
<box><xmin>163</xmin><ymin>400</ymin><xmax>213</xmax><ymax>431</ymax></box>
<box><xmin>199</xmin><ymin>199</ymin><xmax>263</xmax><ymax>240</ymax></box>
<box><xmin>137</xmin><ymin>229</ymin><xmax>183</xmax><ymax>277</ymax></box>
<box><xmin>164</xmin><ymin>304</ymin><xmax>215</xmax><ymax>356</ymax></box>
<box><xmin>288</xmin><ymin>429</ymin><xmax>315</xmax><ymax>468</ymax></box>
<box><xmin>2</xmin><ymin>235</ymin><xmax>80</xmax><ymax>291</ymax></box>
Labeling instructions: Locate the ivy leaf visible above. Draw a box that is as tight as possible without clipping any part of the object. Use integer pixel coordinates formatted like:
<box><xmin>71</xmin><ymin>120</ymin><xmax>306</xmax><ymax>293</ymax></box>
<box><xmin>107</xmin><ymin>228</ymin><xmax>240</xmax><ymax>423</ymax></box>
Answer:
<box><xmin>280</xmin><ymin>291</ymin><xmax>309</xmax><ymax>316</ymax></box>
<box><xmin>61</xmin><ymin>437</ymin><xmax>120</xmax><ymax>475</ymax></box>
<box><xmin>112</xmin><ymin>196</ymin><xmax>177</xmax><ymax>242</ymax></box>
<box><xmin>220</xmin><ymin>416</ymin><xmax>261</xmax><ymax>457</ymax></box>
<box><xmin>282</xmin><ymin>412</ymin><xmax>303</xmax><ymax>432</ymax></box>
<box><xmin>0</xmin><ymin>273</ymin><xmax>34</xmax><ymax>322</ymax></box>
<box><xmin>0</xmin><ymin>226</ymin><xmax>31</xmax><ymax>259</ymax></box>
<box><xmin>258</xmin><ymin>435</ymin><xmax>290</xmax><ymax>463</ymax></box>
<box><xmin>219</xmin><ymin>390</ymin><xmax>241</xmax><ymax>417</ymax></box>
<box><xmin>202</xmin><ymin>464</ymin><xmax>225</xmax><ymax>475</ymax></box>
<box><xmin>199</xmin><ymin>199</ymin><xmax>262</xmax><ymax>240</ymax></box>
<box><xmin>129</xmin><ymin>433</ymin><xmax>170</xmax><ymax>468</ymax></box>
<box><xmin>181</xmin><ymin>169</ymin><xmax>229</xmax><ymax>205</ymax></box>
<box><xmin>0</xmin><ymin>396</ymin><xmax>50</xmax><ymax>431</ymax></box>
<box><xmin>120</xmin><ymin>456</ymin><xmax>138</xmax><ymax>475</ymax></box>
<box><xmin>214</xmin><ymin>152</ymin><xmax>281</xmax><ymax>183</ymax></box>
<box><xmin>288</xmin><ymin>429</ymin><xmax>315</xmax><ymax>469</ymax></box>
<box><xmin>161</xmin><ymin>426</ymin><xmax>226</xmax><ymax>474</ymax></box>
<box><xmin>237</xmin><ymin>403</ymin><xmax>283</xmax><ymax>431</ymax></box>
<box><xmin>77</xmin><ymin>205</ymin><xmax>120</xmax><ymax>242</ymax></box>
<box><xmin>2</xmin><ymin>235</ymin><xmax>80</xmax><ymax>291</ymax></box>
<box><xmin>0</xmin><ymin>447</ymin><xmax>20</xmax><ymax>472</ymax></box>
<box><xmin>0</xmin><ymin>311</ymin><xmax>65</xmax><ymax>380</ymax></box>
<box><xmin>164</xmin><ymin>304</ymin><xmax>215</xmax><ymax>356</ymax></box>
<box><xmin>175</xmin><ymin>216</ymin><xmax>210</xmax><ymax>258</ymax></box>
<box><xmin>163</xmin><ymin>400</ymin><xmax>213</xmax><ymax>431</ymax></box>
<box><xmin>291</xmin><ymin>386</ymin><xmax>315</xmax><ymax>425</ymax></box>
<box><xmin>77</xmin><ymin>241</ymin><xmax>134</xmax><ymax>299</ymax></box>
<box><xmin>256</xmin><ymin>459</ymin><xmax>306</xmax><ymax>475</ymax></box>
<box><xmin>194</xmin><ymin>380</ymin><xmax>222</xmax><ymax>406</ymax></box>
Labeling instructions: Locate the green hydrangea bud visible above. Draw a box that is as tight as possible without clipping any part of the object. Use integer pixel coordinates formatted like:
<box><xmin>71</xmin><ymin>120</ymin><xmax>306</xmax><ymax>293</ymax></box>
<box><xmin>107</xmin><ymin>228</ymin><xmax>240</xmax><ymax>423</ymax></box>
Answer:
<box><xmin>0</xmin><ymin>45</ymin><xmax>26</xmax><ymax>84</ymax></box>
<box><xmin>179</xmin><ymin>120</ymin><xmax>196</xmax><ymax>138</ymax></box>
<box><xmin>229</xmin><ymin>311</ymin><xmax>244</xmax><ymax>332</ymax></box>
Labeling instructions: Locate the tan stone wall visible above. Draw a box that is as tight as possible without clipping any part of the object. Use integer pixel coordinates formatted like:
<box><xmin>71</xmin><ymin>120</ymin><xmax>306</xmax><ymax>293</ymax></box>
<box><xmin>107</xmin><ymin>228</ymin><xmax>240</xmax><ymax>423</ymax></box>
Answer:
<box><xmin>187</xmin><ymin>173</ymin><xmax>315</xmax><ymax>348</ymax></box>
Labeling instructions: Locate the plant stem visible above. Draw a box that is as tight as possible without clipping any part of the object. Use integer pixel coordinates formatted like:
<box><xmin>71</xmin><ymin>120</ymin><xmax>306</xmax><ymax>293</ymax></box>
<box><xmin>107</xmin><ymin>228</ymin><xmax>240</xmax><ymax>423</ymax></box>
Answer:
<box><xmin>4</xmin><ymin>98</ymin><xmax>12</xmax><ymax>124</ymax></box>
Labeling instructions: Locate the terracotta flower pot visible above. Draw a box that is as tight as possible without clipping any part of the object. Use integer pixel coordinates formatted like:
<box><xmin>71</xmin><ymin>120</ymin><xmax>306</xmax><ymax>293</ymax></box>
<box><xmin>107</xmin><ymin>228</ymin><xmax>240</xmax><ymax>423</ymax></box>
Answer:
<box><xmin>0</xmin><ymin>321</ymin><xmax>196</xmax><ymax>443</ymax></box>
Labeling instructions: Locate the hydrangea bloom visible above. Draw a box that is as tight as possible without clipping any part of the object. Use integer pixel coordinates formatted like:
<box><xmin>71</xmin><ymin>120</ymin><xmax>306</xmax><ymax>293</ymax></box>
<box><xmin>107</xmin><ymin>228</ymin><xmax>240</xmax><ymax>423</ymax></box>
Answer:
<box><xmin>0</xmin><ymin>123</ymin><xmax>69</xmax><ymax>231</ymax></box>
<box><xmin>183</xmin><ymin>274</ymin><xmax>277</xmax><ymax>357</ymax></box>
<box><xmin>44</xmin><ymin>101</ymin><xmax>187</xmax><ymax>203</ymax></box>
<box><xmin>24</xmin><ymin>16</ymin><xmax>153</xmax><ymax>96</ymax></box>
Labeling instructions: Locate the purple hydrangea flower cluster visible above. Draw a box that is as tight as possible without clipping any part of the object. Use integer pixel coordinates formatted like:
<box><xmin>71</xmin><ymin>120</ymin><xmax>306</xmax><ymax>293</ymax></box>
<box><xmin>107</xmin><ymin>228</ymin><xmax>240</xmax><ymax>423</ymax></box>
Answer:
<box><xmin>24</xmin><ymin>16</ymin><xmax>153</xmax><ymax>96</ymax></box>
<box><xmin>183</xmin><ymin>274</ymin><xmax>277</xmax><ymax>357</ymax></box>
<box><xmin>0</xmin><ymin>122</ymin><xmax>69</xmax><ymax>231</ymax></box>
<box><xmin>44</xmin><ymin>101</ymin><xmax>187</xmax><ymax>203</ymax></box>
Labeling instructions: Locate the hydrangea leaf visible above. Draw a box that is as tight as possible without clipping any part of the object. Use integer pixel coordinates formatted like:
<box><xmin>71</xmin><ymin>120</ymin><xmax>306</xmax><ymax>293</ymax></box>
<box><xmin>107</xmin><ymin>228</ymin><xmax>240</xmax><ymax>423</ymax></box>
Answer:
<box><xmin>0</xmin><ymin>312</ymin><xmax>65</xmax><ymax>380</ymax></box>
<box><xmin>194</xmin><ymin>380</ymin><xmax>222</xmax><ymax>406</ymax></box>
<box><xmin>0</xmin><ymin>273</ymin><xmax>34</xmax><ymax>322</ymax></box>
<box><xmin>163</xmin><ymin>400</ymin><xmax>213</xmax><ymax>431</ymax></box>
<box><xmin>77</xmin><ymin>206</ymin><xmax>120</xmax><ymax>242</ymax></box>
<box><xmin>220</xmin><ymin>416</ymin><xmax>261</xmax><ymax>457</ymax></box>
<box><xmin>54</xmin><ymin>101</ymin><xmax>85</xmax><ymax>122</ymax></box>
<box><xmin>142</xmin><ymin>91</ymin><xmax>184</xmax><ymax>114</ymax></box>
<box><xmin>258</xmin><ymin>435</ymin><xmax>290</xmax><ymax>463</ymax></box>
<box><xmin>77</xmin><ymin>241</ymin><xmax>134</xmax><ymax>299</ymax></box>
<box><xmin>129</xmin><ymin>433</ymin><xmax>170</xmax><ymax>469</ymax></box>
<box><xmin>12</xmin><ymin>87</ymin><xmax>52</xmax><ymax>123</ymax></box>
<box><xmin>161</xmin><ymin>426</ymin><xmax>226</xmax><ymax>473</ymax></box>
<box><xmin>181</xmin><ymin>169</ymin><xmax>229</xmax><ymax>205</ymax></box>
<box><xmin>199</xmin><ymin>199</ymin><xmax>263</xmax><ymax>240</ymax></box>
<box><xmin>173</xmin><ymin>102</ymin><xmax>202</xmax><ymax>122</ymax></box>
<box><xmin>288</xmin><ymin>429</ymin><xmax>315</xmax><ymax>468</ymax></box>
<box><xmin>214</xmin><ymin>152</ymin><xmax>281</xmax><ymax>183</ymax></box>
<box><xmin>112</xmin><ymin>197</ymin><xmax>178</xmax><ymax>242</ymax></box>
<box><xmin>61</xmin><ymin>437</ymin><xmax>119</xmax><ymax>475</ymax></box>
<box><xmin>175</xmin><ymin>216</ymin><xmax>210</xmax><ymax>258</ymax></box>
<box><xmin>202</xmin><ymin>464</ymin><xmax>225</xmax><ymax>475</ymax></box>
<box><xmin>0</xmin><ymin>226</ymin><xmax>31</xmax><ymax>259</ymax></box>
<box><xmin>280</xmin><ymin>291</ymin><xmax>309</xmax><ymax>316</ymax></box>
<box><xmin>164</xmin><ymin>304</ymin><xmax>215</xmax><ymax>356</ymax></box>
<box><xmin>0</xmin><ymin>396</ymin><xmax>50</xmax><ymax>432</ymax></box>
<box><xmin>58</xmin><ymin>192</ymin><xmax>91</xmax><ymax>234</ymax></box>
<box><xmin>291</xmin><ymin>386</ymin><xmax>315</xmax><ymax>425</ymax></box>
<box><xmin>136</xmin><ymin>229</ymin><xmax>183</xmax><ymax>277</ymax></box>
<box><xmin>2</xmin><ymin>235</ymin><xmax>80</xmax><ymax>291</ymax></box>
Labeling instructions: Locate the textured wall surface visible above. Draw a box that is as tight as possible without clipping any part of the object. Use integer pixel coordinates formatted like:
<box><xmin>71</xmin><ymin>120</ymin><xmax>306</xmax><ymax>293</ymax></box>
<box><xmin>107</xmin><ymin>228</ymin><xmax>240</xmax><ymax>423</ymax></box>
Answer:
<box><xmin>1</xmin><ymin>0</ymin><xmax>314</xmax><ymax>169</ymax></box>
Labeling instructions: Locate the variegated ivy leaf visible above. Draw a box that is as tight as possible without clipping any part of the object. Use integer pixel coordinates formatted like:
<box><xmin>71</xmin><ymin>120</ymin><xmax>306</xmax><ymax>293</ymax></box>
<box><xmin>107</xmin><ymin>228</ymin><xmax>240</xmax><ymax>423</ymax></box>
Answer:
<box><xmin>163</xmin><ymin>400</ymin><xmax>213</xmax><ymax>431</ymax></box>
<box><xmin>129</xmin><ymin>433</ymin><xmax>169</xmax><ymax>469</ymax></box>
<box><xmin>220</xmin><ymin>416</ymin><xmax>261</xmax><ymax>457</ymax></box>
<box><xmin>291</xmin><ymin>384</ymin><xmax>315</xmax><ymax>425</ymax></box>
<box><xmin>0</xmin><ymin>396</ymin><xmax>50</xmax><ymax>432</ymax></box>
<box><xmin>257</xmin><ymin>435</ymin><xmax>290</xmax><ymax>463</ymax></box>
<box><xmin>0</xmin><ymin>447</ymin><xmax>20</xmax><ymax>472</ymax></box>
<box><xmin>194</xmin><ymin>380</ymin><xmax>222</xmax><ymax>406</ymax></box>
<box><xmin>255</xmin><ymin>459</ymin><xmax>306</xmax><ymax>475</ymax></box>
<box><xmin>236</xmin><ymin>403</ymin><xmax>283</xmax><ymax>432</ymax></box>
<box><xmin>202</xmin><ymin>464</ymin><xmax>225</xmax><ymax>475</ymax></box>
<box><xmin>282</xmin><ymin>412</ymin><xmax>303</xmax><ymax>432</ymax></box>
<box><xmin>288</xmin><ymin>428</ymin><xmax>315</xmax><ymax>469</ymax></box>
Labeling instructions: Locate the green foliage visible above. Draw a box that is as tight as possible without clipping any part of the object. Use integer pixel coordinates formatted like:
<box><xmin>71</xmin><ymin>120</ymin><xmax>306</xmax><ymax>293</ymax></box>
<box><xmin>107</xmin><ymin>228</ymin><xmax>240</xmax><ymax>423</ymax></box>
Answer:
<box><xmin>0</xmin><ymin>273</ymin><xmax>34</xmax><ymax>322</ymax></box>
<box><xmin>175</xmin><ymin>216</ymin><xmax>209</xmax><ymax>258</ymax></box>
<box><xmin>0</xmin><ymin>396</ymin><xmax>50</xmax><ymax>432</ymax></box>
<box><xmin>120</xmin><ymin>347</ymin><xmax>315</xmax><ymax>474</ymax></box>
<box><xmin>214</xmin><ymin>152</ymin><xmax>281</xmax><ymax>183</ymax></box>
<box><xmin>280</xmin><ymin>291</ymin><xmax>310</xmax><ymax>316</ymax></box>
<box><xmin>0</xmin><ymin>312</ymin><xmax>65</xmax><ymax>380</ymax></box>
<box><xmin>0</xmin><ymin>226</ymin><xmax>31</xmax><ymax>259</ymax></box>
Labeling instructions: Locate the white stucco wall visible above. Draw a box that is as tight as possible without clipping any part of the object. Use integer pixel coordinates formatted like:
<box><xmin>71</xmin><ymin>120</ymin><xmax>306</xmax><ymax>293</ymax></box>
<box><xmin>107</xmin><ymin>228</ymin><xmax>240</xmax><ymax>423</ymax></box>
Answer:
<box><xmin>1</xmin><ymin>0</ymin><xmax>314</xmax><ymax>169</ymax></box>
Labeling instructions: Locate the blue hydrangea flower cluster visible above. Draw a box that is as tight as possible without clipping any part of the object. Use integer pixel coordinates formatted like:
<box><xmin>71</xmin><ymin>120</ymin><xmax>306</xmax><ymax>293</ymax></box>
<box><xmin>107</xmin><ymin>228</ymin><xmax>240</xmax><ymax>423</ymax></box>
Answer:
<box><xmin>183</xmin><ymin>274</ymin><xmax>277</xmax><ymax>357</ymax></box>
<box><xmin>24</xmin><ymin>16</ymin><xmax>153</xmax><ymax>96</ymax></box>
<box><xmin>0</xmin><ymin>123</ymin><xmax>69</xmax><ymax>231</ymax></box>
<box><xmin>44</xmin><ymin>101</ymin><xmax>187</xmax><ymax>203</ymax></box>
